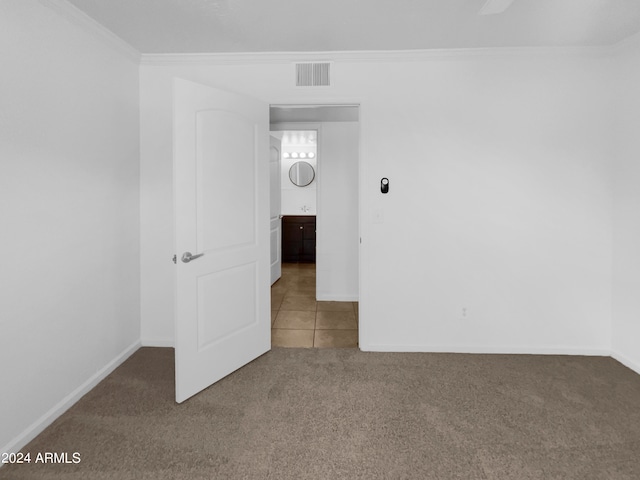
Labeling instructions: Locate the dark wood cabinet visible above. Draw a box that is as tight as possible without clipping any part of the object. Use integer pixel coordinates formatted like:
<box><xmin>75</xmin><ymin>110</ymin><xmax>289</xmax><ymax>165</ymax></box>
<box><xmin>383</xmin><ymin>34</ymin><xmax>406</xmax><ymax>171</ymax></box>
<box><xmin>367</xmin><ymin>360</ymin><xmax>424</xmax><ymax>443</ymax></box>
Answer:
<box><xmin>282</xmin><ymin>216</ymin><xmax>316</xmax><ymax>263</ymax></box>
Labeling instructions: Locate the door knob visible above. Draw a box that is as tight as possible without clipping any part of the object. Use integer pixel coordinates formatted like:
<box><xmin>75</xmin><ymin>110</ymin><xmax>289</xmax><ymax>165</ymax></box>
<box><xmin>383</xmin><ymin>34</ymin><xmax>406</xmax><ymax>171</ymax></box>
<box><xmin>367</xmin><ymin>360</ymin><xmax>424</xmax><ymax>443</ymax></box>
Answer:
<box><xmin>181</xmin><ymin>251</ymin><xmax>204</xmax><ymax>263</ymax></box>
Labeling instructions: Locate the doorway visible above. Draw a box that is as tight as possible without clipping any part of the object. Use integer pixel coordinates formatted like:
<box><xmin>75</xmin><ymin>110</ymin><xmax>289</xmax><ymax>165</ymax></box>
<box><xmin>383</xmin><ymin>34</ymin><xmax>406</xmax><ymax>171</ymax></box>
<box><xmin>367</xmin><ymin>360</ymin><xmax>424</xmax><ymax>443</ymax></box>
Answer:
<box><xmin>269</xmin><ymin>105</ymin><xmax>360</xmax><ymax>348</ymax></box>
<box><xmin>173</xmin><ymin>82</ymin><xmax>362</xmax><ymax>403</ymax></box>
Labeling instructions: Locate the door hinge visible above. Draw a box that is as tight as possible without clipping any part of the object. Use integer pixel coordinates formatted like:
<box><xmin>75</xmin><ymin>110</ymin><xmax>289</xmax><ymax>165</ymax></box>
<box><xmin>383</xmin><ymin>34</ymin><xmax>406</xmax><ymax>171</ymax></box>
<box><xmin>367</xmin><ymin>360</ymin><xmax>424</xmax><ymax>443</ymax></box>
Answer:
<box><xmin>172</xmin><ymin>254</ymin><xmax>177</xmax><ymax>264</ymax></box>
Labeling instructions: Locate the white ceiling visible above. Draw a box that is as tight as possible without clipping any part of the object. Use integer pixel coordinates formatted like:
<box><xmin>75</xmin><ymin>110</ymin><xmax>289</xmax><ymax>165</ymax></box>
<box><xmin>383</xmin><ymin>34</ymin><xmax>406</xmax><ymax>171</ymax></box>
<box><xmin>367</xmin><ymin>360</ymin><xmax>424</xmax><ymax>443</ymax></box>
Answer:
<box><xmin>66</xmin><ymin>0</ymin><xmax>640</xmax><ymax>54</ymax></box>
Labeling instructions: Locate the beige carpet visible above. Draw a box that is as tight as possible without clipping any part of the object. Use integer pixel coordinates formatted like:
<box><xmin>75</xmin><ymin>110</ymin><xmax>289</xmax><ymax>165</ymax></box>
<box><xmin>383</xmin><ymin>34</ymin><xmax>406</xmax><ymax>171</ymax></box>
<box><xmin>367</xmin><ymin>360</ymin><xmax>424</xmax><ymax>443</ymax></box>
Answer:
<box><xmin>3</xmin><ymin>348</ymin><xmax>640</xmax><ymax>479</ymax></box>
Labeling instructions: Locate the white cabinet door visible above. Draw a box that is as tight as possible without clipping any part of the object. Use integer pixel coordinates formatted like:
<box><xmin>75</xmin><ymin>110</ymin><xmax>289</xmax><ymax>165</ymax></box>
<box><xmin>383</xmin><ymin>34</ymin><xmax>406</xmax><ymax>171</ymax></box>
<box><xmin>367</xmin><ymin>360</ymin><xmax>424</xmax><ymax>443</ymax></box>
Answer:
<box><xmin>269</xmin><ymin>135</ymin><xmax>282</xmax><ymax>285</ymax></box>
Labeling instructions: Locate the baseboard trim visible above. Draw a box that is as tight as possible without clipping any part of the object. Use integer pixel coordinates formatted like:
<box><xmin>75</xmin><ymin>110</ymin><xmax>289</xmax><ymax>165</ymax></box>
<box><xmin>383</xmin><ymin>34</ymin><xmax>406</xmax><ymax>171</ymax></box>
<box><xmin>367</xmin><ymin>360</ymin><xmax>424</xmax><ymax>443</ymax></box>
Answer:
<box><xmin>316</xmin><ymin>294</ymin><xmax>359</xmax><ymax>302</ymax></box>
<box><xmin>0</xmin><ymin>340</ymin><xmax>141</xmax><ymax>457</ymax></box>
<box><xmin>141</xmin><ymin>338</ymin><xmax>175</xmax><ymax>347</ymax></box>
<box><xmin>611</xmin><ymin>351</ymin><xmax>640</xmax><ymax>376</ymax></box>
<box><xmin>361</xmin><ymin>344</ymin><xmax>611</xmax><ymax>356</ymax></box>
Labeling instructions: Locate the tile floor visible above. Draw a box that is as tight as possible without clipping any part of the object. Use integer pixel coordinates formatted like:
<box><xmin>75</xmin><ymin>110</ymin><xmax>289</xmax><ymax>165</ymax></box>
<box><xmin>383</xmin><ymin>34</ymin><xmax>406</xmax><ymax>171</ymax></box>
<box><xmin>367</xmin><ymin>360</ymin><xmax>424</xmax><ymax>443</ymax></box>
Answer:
<box><xmin>271</xmin><ymin>263</ymin><xmax>358</xmax><ymax>348</ymax></box>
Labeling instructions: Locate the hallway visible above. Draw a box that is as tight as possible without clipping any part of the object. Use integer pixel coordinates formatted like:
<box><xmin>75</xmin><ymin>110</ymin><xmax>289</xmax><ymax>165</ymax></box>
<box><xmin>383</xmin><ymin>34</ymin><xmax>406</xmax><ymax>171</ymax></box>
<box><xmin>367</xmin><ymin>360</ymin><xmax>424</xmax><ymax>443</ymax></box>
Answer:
<box><xmin>271</xmin><ymin>263</ymin><xmax>358</xmax><ymax>348</ymax></box>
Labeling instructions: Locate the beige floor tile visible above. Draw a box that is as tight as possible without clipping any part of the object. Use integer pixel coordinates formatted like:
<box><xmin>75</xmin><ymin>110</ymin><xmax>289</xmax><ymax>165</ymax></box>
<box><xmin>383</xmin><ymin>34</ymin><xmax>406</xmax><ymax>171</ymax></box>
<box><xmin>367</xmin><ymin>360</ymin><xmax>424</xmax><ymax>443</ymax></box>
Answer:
<box><xmin>273</xmin><ymin>310</ymin><xmax>316</xmax><ymax>330</ymax></box>
<box><xmin>272</xmin><ymin>263</ymin><xmax>359</xmax><ymax>349</ymax></box>
<box><xmin>283</xmin><ymin>263</ymin><xmax>315</xmax><ymax>271</ymax></box>
<box><xmin>314</xmin><ymin>329</ymin><xmax>358</xmax><ymax>348</ymax></box>
<box><xmin>280</xmin><ymin>294</ymin><xmax>317</xmax><ymax>312</ymax></box>
<box><xmin>317</xmin><ymin>301</ymin><xmax>354</xmax><ymax>312</ymax></box>
<box><xmin>271</xmin><ymin>294</ymin><xmax>284</xmax><ymax>310</ymax></box>
<box><xmin>270</xmin><ymin>282</ymin><xmax>288</xmax><ymax>296</ymax></box>
<box><xmin>315</xmin><ymin>311</ymin><xmax>357</xmax><ymax>330</ymax></box>
<box><xmin>284</xmin><ymin>285</ymin><xmax>316</xmax><ymax>296</ymax></box>
<box><xmin>280</xmin><ymin>274</ymin><xmax>314</xmax><ymax>283</ymax></box>
<box><xmin>287</xmin><ymin>279</ymin><xmax>316</xmax><ymax>290</ymax></box>
<box><xmin>272</xmin><ymin>329</ymin><xmax>314</xmax><ymax>348</ymax></box>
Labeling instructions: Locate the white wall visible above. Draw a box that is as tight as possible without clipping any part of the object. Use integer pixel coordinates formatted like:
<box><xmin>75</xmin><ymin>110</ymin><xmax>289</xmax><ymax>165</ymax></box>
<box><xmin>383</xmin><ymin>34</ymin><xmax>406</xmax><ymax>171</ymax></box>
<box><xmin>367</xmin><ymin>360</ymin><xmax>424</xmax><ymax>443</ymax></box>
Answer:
<box><xmin>316</xmin><ymin>122</ymin><xmax>359</xmax><ymax>301</ymax></box>
<box><xmin>139</xmin><ymin>68</ymin><xmax>176</xmax><ymax>346</ymax></box>
<box><xmin>139</xmin><ymin>50</ymin><xmax>612</xmax><ymax>353</ymax></box>
<box><xmin>280</xmin><ymin>142</ymin><xmax>317</xmax><ymax>216</ymax></box>
<box><xmin>359</xmin><ymin>54</ymin><xmax>613</xmax><ymax>353</ymax></box>
<box><xmin>0</xmin><ymin>0</ymin><xmax>140</xmax><ymax>454</ymax></box>
<box><xmin>612</xmin><ymin>34</ymin><xmax>640</xmax><ymax>373</ymax></box>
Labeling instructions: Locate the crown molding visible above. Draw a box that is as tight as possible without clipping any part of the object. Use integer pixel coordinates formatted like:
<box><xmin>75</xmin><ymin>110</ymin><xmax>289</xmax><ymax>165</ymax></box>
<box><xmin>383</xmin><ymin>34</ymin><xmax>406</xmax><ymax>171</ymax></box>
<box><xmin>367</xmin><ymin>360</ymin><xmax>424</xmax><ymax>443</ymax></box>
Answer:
<box><xmin>38</xmin><ymin>0</ymin><xmax>141</xmax><ymax>63</ymax></box>
<box><xmin>36</xmin><ymin>0</ymin><xmax>638</xmax><ymax>67</ymax></box>
<box><xmin>139</xmin><ymin>45</ymin><xmax>611</xmax><ymax>66</ymax></box>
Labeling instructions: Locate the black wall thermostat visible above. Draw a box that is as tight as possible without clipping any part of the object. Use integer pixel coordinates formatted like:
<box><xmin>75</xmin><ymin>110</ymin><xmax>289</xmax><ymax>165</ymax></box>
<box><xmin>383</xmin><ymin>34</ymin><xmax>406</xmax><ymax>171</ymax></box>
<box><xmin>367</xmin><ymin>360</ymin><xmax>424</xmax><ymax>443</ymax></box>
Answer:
<box><xmin>381</xmin><ymin>177</ymin><xmax>389</xmax><ymax>194</ymax></box>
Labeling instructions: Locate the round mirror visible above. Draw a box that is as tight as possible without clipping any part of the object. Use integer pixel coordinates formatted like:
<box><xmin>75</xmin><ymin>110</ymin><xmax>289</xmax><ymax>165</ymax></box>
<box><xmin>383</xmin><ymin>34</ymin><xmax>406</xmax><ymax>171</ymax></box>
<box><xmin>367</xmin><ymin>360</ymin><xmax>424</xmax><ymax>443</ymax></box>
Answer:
<box><xmin>289</xmin><ymin>161</ymin><xmax>315</xmax><ymax>187</ymax></box>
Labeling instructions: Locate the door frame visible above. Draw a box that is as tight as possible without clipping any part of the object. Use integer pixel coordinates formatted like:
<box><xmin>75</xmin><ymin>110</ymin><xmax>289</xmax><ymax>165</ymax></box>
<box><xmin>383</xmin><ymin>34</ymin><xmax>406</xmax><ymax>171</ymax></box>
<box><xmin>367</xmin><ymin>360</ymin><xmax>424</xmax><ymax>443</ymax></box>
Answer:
<box><xmin>269</xmin><ymin>134</ymin><xmax>283</xmax><ymax>285</ymax></box>
<box><xmin>269</xmin><ymin>103</ymin><xmax>364</xmax><ymax>347</ymax></box>
<box><xmin>269</xmin><ymin>122</ymin><xmax>321</xmax><ymax>294</ymax></box>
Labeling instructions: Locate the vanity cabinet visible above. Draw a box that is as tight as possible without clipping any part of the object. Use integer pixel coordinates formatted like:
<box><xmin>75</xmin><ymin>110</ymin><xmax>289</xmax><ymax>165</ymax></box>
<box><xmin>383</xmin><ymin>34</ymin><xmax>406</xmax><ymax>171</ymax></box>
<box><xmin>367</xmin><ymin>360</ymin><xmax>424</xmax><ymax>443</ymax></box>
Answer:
<box><xmin>282</xmin><ymin>216</ymin><xmax>316</xmax><ymax>263</ymax></box>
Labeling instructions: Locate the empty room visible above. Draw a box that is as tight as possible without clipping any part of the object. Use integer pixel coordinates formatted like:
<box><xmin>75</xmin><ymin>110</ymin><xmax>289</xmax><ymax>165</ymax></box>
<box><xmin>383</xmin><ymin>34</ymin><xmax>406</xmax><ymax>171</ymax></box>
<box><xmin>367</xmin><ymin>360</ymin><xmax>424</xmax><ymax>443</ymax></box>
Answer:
<box><xmin>2</xmin><ymin>0</ymin><xmax>640</xmax><ymax>478</ymax></box>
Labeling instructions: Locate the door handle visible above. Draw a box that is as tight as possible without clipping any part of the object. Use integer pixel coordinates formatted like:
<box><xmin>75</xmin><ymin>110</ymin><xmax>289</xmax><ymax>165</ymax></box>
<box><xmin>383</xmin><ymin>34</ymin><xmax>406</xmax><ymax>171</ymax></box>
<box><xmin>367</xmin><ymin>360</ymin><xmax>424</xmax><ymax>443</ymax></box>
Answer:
<box><xmin>181</xmin><ymin>251</ymin><xmax>204</xmax><ymax>263</ymax></box>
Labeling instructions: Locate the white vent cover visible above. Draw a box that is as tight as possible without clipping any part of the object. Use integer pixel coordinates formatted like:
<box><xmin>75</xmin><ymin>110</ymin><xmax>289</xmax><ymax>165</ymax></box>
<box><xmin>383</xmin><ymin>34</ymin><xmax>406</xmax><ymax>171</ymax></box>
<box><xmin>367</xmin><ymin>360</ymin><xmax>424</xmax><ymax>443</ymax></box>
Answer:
<box><xmin>295</xmin><ymin>62</ymin><xmax>331</xmax><ymax>87</ymax></box>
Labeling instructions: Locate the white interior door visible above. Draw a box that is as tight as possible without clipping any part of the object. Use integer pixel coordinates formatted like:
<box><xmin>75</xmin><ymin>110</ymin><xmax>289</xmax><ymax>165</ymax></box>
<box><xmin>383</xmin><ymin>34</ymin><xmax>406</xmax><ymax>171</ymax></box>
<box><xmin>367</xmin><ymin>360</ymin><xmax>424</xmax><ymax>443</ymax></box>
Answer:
<box><xmin>269</xmin><ymin>135</ymin><xmax>282</xmax><ymax>285</ymax></box>
<box><xmin>173</xmin><ymin>78</ymin><xmax>270</xmax><ymax>403</ymax></box>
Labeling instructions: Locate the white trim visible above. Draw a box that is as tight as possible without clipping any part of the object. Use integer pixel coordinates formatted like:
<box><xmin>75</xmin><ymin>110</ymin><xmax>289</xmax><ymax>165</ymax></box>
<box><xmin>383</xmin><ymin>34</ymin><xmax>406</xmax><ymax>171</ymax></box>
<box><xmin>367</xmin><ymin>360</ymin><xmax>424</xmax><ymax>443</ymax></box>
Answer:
<box><xmin>611</xmin><ymin>351</ymin><xmax>640</xmax><ymax>376</ymax></box>
<box><xmin>269</xmin><ymin>122</ymin><xmax>324</xmax><ymax>130</ymax></box>
<box><xmin>140</xmin><ymin>45</ymin><xmax>610</xmax><ymax>66</ymax></box>
<box><xmin>361</xmin><ymin>344</ymin><xmax>611</xmax><ymax>356</ymax></box>
<box><xmin>29</xmin><ymin>2</ymin><xmax>640</xmax><ymax>66</ymax></box>
<box><xmin>38</xmin><ymin>0</ymin><xmax>141</xmax><ymax>63</ymax></box>
<box><xmin>357</xmin><ymin>103</ymin><xmax>367</xmax><ymax>354</ymax></box>
<box><xmin>0</xmin><ymin>340</ymin><xmax>141</xmax><ymax>457</ymax></box>
<box><xmin>316</xmin><ymin>294</ymin><xmax>359</xmax><ymax>302</ymax></box>
<box><xmin>141</xmin><ymin>338</ymin><xmax>175</xmax><ymax>347</ymax></box>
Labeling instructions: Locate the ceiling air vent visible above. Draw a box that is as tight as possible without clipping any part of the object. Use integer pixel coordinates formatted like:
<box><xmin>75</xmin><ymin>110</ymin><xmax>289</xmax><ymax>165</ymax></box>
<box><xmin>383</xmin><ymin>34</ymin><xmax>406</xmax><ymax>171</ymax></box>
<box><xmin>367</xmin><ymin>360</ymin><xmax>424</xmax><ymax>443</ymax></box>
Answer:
<box><xmin>295</xmin><ymin>62</ymin><xmax>331</xmax><ymax>87</ymax></box>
